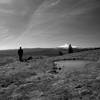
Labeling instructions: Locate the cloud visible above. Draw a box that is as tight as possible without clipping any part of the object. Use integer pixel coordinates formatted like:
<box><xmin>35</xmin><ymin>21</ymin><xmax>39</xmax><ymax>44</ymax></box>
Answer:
<box><xmin>68</xmin><ymin>0</ymin><xmax>100</xmax><ymax>16</ymax></box>
<box><xmin>34</xmin><ymin>0</ymin><xmax>61</xmax><ymax>12</ymax></box>
<box><xmin>47</xmin><ymin>0</ymin><xmax>61</xmax><ymax>7</ymax></box>
<box><xmin>21</xmin><ymin>0</ymin><xmax>61</xmax><ymax>34</ymax></box>
<box><xmin>0</xmin><ymin>26</ymin><xmax>10</xmax><ymax>41</ymax></box>
<box><xmin>0</xmin><ymin>0</ymin><xmax>12</xmax><ymax>4</ymax></box>
<box><xmin>0</xmin><ymin>0</ymin><xmax>99</xmax><ymax>49</ymax></box>
<box><xmin>0</xmin><ymin>9</ymin><xmax>14</xmax><ymax>14</ymax></box>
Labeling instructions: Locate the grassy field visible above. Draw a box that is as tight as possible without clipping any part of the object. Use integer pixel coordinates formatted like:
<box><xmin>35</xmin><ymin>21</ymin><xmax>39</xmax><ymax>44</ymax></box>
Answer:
<box><xmin>0</xmin><ymin>48</ymin><xmax>100</xmax><ymax>100</ymax></box>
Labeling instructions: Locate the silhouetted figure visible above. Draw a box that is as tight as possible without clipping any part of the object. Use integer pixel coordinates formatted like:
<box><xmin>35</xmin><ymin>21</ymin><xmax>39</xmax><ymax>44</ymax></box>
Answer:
<box><xmin>18</xmin><ymin>47</ymin><xmax>23</xmax><ymax>62</ymax></box>
<box><xmin>68</xmin><ymin>44</ymin><xmax>73</xmax><ymax>53</ymax></box>
<box><xmin>59</xmin><ymin>51</ymin><xmax>63</xmax><ymax>56</ymax></box>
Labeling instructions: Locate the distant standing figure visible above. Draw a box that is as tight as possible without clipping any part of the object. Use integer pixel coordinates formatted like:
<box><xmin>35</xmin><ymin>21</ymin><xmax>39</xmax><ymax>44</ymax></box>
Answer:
<box><xmin>18</xmin><ymin>47</ymin><xmax>23</xmax><ymax>62</ymax></box>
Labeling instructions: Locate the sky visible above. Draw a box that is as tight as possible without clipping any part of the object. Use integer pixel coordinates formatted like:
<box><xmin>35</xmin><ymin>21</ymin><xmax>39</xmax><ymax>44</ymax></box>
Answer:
<box><xmin>0</xmin><ymin>0</ymin><xmax>100</xmax><ymax>49</ymax></box>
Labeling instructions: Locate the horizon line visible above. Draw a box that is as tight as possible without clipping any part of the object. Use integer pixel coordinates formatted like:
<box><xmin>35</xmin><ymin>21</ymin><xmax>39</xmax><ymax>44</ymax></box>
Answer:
<box><xmin>0</xmin><ymin>46</ymin><xmax>100</xmax><ymax>51</ymax></box>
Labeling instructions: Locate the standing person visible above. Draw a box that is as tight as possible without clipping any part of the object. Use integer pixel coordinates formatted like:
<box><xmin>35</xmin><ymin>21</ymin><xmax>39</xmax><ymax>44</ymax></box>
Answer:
<box><xmin>18</xmin><ymin>47</ymin><xmax>23</xmax><ymax>62</ymax></box>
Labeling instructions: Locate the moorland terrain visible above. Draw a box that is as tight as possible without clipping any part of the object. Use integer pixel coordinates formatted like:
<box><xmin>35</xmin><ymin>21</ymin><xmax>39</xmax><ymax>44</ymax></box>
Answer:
<box><xmin>0</xmin><ymin>47</ymin><xmax>100</xmax><ymax>100</ymax></box>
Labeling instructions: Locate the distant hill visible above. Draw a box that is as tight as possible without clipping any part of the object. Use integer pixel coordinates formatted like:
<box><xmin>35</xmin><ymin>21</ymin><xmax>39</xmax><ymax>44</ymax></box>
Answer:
<box><xmin>0</xmin><ymin>47</ymin><xmax>99</xmax><ymax>57</ymax></box>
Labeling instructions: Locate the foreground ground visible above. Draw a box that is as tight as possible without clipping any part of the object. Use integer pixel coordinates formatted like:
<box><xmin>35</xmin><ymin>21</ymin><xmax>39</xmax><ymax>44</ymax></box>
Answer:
<box><xmin>0</xmin><ymin>49</ymin><xmax>100</xmax><ymax>100</ymax></box>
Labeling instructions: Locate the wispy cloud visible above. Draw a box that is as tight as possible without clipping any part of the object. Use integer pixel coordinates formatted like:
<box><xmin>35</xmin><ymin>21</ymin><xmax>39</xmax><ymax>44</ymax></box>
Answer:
<box><xmin>0</xmin><ymin>9</ymin><xmax>14</xmax><ymax>14</ymax></box>
<box><xmin>0</xmin><ymin>26</ymin><xmax>10</xmax><ymax>40</ymax></box>
<box><xmin>0</xmin><ymin>0</ymin><xmax>12</xmax><ymax>4</ymax></box>
<box><xmin>47</xmin><ymin>0</ymin><xmax>61</xmax><ymax>7</ymax></box>
<box><xmin>0</xmin><ymin>0</ymin><xmax>99</xmax><ymax>49</ymax></box>
<box><xmin>68</xmin><ymin>0</ymin><xmax>100</xmax><ymax>16</ymax></box>
<box><xmin>21</xmin><ymin>0</ymin><xmax>61</xmax><ymax>34</ymax></box>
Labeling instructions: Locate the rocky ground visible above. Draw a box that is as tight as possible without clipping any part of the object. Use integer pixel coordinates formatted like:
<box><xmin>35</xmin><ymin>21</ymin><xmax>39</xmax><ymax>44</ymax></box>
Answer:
<box><xmin>0</xmin><ymin>49</ymin><xmax>100</xmax><ymax>100</ymax></box>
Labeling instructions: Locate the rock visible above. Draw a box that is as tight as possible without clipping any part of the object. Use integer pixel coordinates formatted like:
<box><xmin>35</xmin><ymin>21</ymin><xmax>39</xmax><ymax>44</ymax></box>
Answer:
<box><xmin>96</xmin><ymin>76</ymin><xmax>100</xmax><ymax>80</ymax></box>
<box><xmin>79</xmin><ymin>89</ymin><xmax>92</xmax><ymax>96</ymax></box>
<box><xmin>27</xmin><ymin>57</ymin><xmax>33</xmax><ymax>61</ymax></box>
<box><xmin>28</xmin><ymin>90</ymin><xmax>43</xmax><ymax>98</ymax></box>
<box><xmin>75</xmin><ymin>84</ymin><xmax>83</xmax><ymax>89</ymax></box>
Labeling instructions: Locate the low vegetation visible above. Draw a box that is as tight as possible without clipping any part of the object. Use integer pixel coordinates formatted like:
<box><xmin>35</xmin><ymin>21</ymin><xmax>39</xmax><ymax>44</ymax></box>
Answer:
<box><xmin>0</xmin><ymin>48</ymin><xmax>100</xmax><ymax>100</ymax></box>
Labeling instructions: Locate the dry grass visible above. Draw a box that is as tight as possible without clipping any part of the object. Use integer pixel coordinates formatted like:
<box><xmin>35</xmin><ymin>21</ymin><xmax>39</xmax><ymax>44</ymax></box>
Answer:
<box><xmin>0</xmin><ymin>49</ymin><xmax>100</xmax><ymax>100</ymax></box>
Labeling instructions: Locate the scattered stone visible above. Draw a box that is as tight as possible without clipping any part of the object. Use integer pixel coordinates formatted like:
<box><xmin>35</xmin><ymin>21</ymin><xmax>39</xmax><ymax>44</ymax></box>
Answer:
<box><xmin>27</xmin><ymin>57</ymin><xmax>33</xmax><ymax>61</ymax></box>
<box><xmin>75</xmin><ymin>84</ymin><xmax>83</xmax><ymax>89</ymax></box>
<box><xmin>96</xmin><ymin>76</ymin><xmax>100</xmax><ymax>80</ymax></box>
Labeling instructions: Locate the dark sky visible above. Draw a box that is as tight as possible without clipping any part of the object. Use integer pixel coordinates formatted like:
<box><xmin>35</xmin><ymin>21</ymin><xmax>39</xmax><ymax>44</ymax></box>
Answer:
<box><xmin>0</xmin><ymin>0</ymin><xmax>100</xmax><ymax>49</ymax></box>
